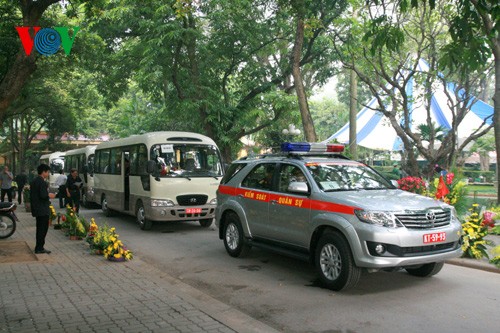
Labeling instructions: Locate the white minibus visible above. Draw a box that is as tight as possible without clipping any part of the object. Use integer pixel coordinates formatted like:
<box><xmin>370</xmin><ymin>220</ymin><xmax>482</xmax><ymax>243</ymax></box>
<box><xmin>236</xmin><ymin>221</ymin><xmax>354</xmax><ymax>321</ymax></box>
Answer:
<box><xmin>39</xmin><ymin>152</ymin><xmax>65</xmax><ymax>192</ymax></box>
<box><xmin>93</xmin><ymin>132</ymin><xmax>224</xmax><ymax>230</ymax></box>
<box><xmin>64</xmin><ymin>145</ymin><xmax>97</xmax><ymax>207</ymax></box>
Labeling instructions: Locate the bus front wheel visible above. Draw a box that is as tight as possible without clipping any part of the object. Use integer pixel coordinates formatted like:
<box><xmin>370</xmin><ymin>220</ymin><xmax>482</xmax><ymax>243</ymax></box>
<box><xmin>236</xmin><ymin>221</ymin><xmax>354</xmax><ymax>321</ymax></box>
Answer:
<box><xmin>199</xmin><ymin>219</ymin><xmax>213</xmax><ymax>228</ymax></box>
<box><xmin>136</xmin><ymin>202</ymin><xmax>152</xmax><ymax>230</ymax></box>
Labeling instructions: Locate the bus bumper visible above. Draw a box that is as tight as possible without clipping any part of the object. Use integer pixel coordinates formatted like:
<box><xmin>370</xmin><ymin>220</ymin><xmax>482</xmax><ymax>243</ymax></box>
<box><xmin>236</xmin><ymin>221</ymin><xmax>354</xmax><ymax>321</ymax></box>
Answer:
<box><xmin>147</xmin><ymin>205</ymin><xmax>216</xmax><ymax>222</ymax></box>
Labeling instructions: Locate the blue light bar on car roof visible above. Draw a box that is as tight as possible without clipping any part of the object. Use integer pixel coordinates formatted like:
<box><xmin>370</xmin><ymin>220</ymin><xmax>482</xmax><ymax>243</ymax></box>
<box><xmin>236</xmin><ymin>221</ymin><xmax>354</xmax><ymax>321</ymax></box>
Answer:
<box><xmin>281</xmin><ymin>142</ymin><xmax>345</xmax><ymax>153</ymax></box>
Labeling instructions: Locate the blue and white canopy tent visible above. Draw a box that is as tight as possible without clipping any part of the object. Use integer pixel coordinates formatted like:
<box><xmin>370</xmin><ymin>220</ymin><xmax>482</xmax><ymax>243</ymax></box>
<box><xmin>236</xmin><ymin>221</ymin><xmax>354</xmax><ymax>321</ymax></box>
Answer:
<box><xmin>325</xmin><ymin>59</ymin><xmax>494</xmax><ymax>151</ymax></box>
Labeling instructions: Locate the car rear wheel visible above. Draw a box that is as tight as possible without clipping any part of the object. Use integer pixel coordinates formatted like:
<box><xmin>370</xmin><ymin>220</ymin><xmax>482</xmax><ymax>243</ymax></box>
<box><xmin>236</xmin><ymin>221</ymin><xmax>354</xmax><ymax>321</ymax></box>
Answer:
<box><xmin>315</xmin><ymin>231</ymin><xmax>361</xmax><ymax>291</ymax></box>
<box><xmin>405</xmin><ymin>262</ymin><xmax>444</xmax><ymax>277</ymax></box>
<box><xmin>223</xmin><ymin>212</ymin><xmax>250</xmax><ymax>257</ymax></box>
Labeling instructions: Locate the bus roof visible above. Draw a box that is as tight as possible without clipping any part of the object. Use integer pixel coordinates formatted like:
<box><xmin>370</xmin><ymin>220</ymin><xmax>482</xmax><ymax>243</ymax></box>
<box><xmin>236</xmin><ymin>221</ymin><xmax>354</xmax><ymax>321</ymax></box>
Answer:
<box><xmin>95</xmin><ymin>132</ymin><xmax>218</xmax><ymax>150</ymax></box>
<box><xmin>64</xmin><ymin>145</ymin><xmax>97</xmax><ymax>156</ymax></box>
<box><xmin>39</xmin><ymin>151</ymin><xmax>66</xmax><ymax>160</ymax></box>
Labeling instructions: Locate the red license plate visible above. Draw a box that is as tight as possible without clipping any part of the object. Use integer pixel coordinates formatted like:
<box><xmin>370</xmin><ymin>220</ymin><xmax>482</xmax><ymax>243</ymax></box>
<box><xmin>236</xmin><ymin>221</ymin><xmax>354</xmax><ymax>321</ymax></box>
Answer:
<box><xmin>423</xmin><ymin>232</ymin><xmax>446</xmax><ymax>244</ymax></box>
<box><xmin>186</xmin><ymin>208</ymin><xmax>202</xmax><ymax>214</ymax></box>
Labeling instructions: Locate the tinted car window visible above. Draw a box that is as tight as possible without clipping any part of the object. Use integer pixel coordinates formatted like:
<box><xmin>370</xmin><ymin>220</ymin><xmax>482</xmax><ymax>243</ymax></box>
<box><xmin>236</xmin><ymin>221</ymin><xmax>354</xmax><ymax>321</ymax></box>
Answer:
<box><xmin>221</xmin><ymin>163</ymin><xmax>246</xmax><ymax>185</ymax></box>
<box><xmin>278</xmin><ymin>164</ymin><xmax>309</xmax><ymax>194</ymax></box>
<box><xmin>241</xmin><ymin>163</ymin><xmax>276</xmax><ymax>191</ymax></box>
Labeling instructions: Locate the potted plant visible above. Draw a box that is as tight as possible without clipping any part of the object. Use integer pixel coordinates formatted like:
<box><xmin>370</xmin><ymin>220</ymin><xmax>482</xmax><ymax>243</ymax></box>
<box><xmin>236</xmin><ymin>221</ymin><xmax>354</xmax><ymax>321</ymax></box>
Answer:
<box><xmin>23</xmin><ymin>186</ymin><xmax>31</xmax><ymax>212</ymax></box>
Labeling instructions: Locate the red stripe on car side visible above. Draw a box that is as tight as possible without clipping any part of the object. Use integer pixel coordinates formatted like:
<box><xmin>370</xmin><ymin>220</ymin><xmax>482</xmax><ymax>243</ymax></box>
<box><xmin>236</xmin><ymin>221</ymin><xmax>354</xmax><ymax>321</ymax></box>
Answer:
<box><xmin>218</xmin><ymin>185</ymin><xmax>358</xmax><ymax>215</ymax></box>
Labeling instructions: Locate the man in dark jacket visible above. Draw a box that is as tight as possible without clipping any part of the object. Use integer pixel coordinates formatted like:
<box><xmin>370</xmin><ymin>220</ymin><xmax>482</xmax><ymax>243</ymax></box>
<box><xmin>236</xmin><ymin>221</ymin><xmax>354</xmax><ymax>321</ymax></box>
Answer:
<box><xmin>14</xmin><ymin>171</ymin><xmax>28</xmax><ymax>204</ymax></box>
<box><xmin>66</xmin><ymin>168</ymin><xmax>83</xmax><ymax>213</ymax></box>
<box><xmin>30</xmin><ymin>164</ymin><xmax>54</xmax><ymax>254</ymax></box>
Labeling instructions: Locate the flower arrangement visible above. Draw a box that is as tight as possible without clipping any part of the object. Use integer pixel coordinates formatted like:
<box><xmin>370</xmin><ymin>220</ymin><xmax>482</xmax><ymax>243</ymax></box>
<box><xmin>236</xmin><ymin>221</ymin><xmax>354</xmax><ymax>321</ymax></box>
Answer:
<box><xmin>461</xmin><ymin>203</ymin><xmax>492</xmax><ymax>259</ymax></box>
<box><xmin>426</xmin><ymin>174</ymin><xmax>468</xmax><ymax>214</ymax></box>
<box><xmin>23</xmin><ymin>185</ymin><xmax>30</xmax><ymax>202</ymax></box>
<box><xmin>103</xmin><ymin>228</ymin><xmax>133</xmax><ymax>261</ymax></box>
<box><xmin>64</xmin><ymin>205</ymin><xmax>88</xmax><ymax>238</ymax></box>
<box><xmin>86</xmin><ymin>218</ymin><xmax>98</xmax><ymax>244</ymax></box>
<box><xmin>490</xmin><ymin>245</ymin><xmax>500</xmax><ymax>268</ymax></box>
<box><xmin>397</xmin><ymin>176</ymin><xmax>426</xmax><ymax>195</ymax></box>
<box><xmin>49</xmin><ymin>205</ymin><xmax>57</xmax><ymax>222</ymax></box>
<box><xmin>89</xmin><ymin>223</ymin><xmax>112</xmax><ymax>252</ymax></box>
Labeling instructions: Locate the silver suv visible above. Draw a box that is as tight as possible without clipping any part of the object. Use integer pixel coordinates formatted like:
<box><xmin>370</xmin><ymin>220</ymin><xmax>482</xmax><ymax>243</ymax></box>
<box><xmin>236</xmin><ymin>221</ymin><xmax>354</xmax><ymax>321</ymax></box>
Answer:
<box><xmin>215</xmin><ymin>143</ymin><xmax>462</xmax><ymax>291</ymax></box>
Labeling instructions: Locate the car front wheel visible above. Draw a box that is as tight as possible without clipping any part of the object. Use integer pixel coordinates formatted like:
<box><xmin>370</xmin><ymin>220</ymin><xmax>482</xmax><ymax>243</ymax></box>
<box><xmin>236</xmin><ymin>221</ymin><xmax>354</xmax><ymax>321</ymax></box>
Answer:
<box><xmin>223</xmin><ymin>212</ymin><xmax>250</xmax><ymax>257</ymax></box>
<box><xmin>315</xmin><ymin>231</ymin><xmax>361</xmax><ymax>291</ymax></box>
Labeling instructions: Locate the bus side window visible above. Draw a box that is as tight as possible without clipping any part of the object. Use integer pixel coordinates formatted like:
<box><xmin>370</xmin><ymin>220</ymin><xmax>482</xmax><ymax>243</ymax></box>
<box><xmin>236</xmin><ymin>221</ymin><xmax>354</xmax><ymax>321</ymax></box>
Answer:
<box><xmin>137</xmin><ymin>145</ymin><xmax>148</xmax><ymax>175</ymax></box>
<box><xmin>128</xmin><ymin>145</ymin><xmax>138</xmax><ymax>176</ymax></box>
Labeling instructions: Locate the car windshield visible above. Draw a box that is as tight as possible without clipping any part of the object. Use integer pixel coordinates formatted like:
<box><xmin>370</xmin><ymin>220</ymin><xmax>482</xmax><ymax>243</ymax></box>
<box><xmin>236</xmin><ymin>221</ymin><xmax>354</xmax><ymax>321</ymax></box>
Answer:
<box><xmin>306</xmin><ymin>162</ymin><xmax>393</xmax><ymax>192</ymax></box>
<box><xmin>150</xmin><ymin>144</ymin><xmax>223</xmax><ymax>178</ymax></box>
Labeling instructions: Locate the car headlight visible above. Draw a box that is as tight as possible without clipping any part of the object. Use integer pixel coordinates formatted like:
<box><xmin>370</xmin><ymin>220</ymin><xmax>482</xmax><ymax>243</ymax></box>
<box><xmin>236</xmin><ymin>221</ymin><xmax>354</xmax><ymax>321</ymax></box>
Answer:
<box><xmin>354</xmin><ymin>210</ymin><xmax>401</xmax><ymax>228</ymax></box>
<box><xmin>151</xmin><ymin>199</ymin><xmax>175</xmax><ymax>207</ymax></box>
<box><xmin>209</xmin><ymin>198</ymin><xmax>217</xmax><ymax>205</ymax></box>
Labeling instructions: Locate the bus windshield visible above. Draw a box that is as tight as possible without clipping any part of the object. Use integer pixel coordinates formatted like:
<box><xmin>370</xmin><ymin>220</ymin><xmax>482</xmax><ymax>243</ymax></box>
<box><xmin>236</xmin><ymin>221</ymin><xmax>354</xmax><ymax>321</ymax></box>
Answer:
<box><xmin>51</xmin><ymin>158</ymin><xmax>64</xmax><ymax>173</ymax></box>
<box><xmin>150</xmin><ymin>144</ymin><xmax>223</xmax><ymax>178</ymax></box>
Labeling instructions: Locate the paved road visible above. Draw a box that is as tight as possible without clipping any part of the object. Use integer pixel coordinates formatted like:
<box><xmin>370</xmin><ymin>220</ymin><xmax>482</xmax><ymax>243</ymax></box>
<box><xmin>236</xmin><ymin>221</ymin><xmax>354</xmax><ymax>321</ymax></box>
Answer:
<box><xmin>0</xmin><ymin>206</ymin><xmax>278</xmax><ymax>333</ymax></box>
<box><xmin>77</xmin><ymin>205</ymin><xmax>499</xmax><ymax>333</ymax></box>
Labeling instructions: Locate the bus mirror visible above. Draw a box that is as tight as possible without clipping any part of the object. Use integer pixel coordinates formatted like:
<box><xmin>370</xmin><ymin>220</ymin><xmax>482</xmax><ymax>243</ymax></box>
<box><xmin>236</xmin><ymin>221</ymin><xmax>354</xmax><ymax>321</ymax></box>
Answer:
<box><xmin>147</xmin><ymin>160</ymin><xmax>156</xmax><ymax>174</ymax></box>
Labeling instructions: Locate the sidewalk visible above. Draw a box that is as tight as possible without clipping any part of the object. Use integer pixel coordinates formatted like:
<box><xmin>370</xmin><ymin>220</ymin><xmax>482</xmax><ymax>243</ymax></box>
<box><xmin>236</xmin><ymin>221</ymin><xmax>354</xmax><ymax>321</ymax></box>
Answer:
<box><xmin>0</xmin><ymin>209</ymin><xmax>279</xmax><ymax>333</ymax></box>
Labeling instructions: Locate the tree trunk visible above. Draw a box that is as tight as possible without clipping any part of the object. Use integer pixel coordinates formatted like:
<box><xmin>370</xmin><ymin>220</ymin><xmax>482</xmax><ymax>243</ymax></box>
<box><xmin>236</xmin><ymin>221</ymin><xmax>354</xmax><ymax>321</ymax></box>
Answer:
<box><xmin>292</xmin><ymin>17</ymin><xmax>317</xmax><ymax>142</ymax></box>
<box><xmin>349</xmin><ymin>69</ymin><xmax>358</xmax><ymax>159</ymax></box>
<box><xmin>493</xmin><ymin>51</ymin><xmax>500</xmax><ymax>203</ymax></box>
<box><xmin>0</xmin><ymin>52</ymin><xmax>37</xmax><ymax>124</ymax></box>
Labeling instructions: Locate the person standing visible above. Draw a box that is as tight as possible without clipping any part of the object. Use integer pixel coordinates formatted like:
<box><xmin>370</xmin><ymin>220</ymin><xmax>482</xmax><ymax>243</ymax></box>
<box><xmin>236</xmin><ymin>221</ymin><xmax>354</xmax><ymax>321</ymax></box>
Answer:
<box><xmin>1</xmin><ymin>166</ymin><xmax>14</xmax><ymax>202</ymax></box>
<box><xmin>391</xmin><ymin>164</ymin><xmax>401</xmax><ymax>179</ymax></box>
<box><xmin>66</xmin><ymin>168</ymin><xmax>82</xmax><ymax>213</ymax></box>
<box><xmin>54</xmin><ymin>170</ymin><xmax>67</xmax><ymax>208</ymax></box>
<box><xmin>14</xmin><ymin>170</ymin><xmax>28</xmax><ymax>204</ymax></box>
<box><xmin>30</xmin><ymin>164</ymin><xmax>55</xmax><ymax>254</ymax></box>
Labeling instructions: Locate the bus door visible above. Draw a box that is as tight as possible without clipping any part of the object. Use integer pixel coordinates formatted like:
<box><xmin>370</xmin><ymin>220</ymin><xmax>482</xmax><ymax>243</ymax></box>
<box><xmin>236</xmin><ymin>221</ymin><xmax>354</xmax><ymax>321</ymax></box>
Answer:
<box><xmin>123</xmin><ymin>151</ymin><xmax>130</xmax><ymax>211</ymax></box>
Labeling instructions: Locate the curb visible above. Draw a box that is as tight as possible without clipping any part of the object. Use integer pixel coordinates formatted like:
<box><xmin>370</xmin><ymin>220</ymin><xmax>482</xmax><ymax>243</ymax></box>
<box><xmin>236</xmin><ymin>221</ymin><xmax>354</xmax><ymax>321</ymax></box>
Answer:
<box><xmin>446</xmin><ymin>258</ymin><xmax>500</xmax><ymax>274</ymax></box>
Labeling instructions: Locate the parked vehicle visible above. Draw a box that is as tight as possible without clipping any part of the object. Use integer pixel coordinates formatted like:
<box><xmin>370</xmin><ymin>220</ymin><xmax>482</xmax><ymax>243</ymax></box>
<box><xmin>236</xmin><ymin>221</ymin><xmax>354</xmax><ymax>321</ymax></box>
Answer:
<box><xmin>39</xmin><ymin>152</ymin><xmax>65</xmax><ymax>193</ymax></box>
<box><xmin>215</xmin><ymin>142</ymin><xmax>462</xmax><ymax>291</ymax></box>
<box><xmin>0</xmin><ymin>202</ymin><xmax>19</xmax><ymax>239</ymax></box>
<box><xmin>93</xmin><ymin>132</ymin><xmax>224</xmax><ymax>230</ymax></box>
<box><xmin>64</xmin><ymin>145</ymin><xmax>97</xmax><ymax>207</ymax></box>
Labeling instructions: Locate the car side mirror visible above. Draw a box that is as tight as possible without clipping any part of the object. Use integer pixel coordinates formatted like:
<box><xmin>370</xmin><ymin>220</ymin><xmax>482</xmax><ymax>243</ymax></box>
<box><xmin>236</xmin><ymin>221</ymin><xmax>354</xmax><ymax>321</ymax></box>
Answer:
<box><xmin>391</xmin><ymin>180</ymin><xmax>399</xmax><ymax>188</ymax></box>
<box><xmin>288</xmin><ymin>181</ymin><xmax>309</xmax><ymax>194</ymax></box>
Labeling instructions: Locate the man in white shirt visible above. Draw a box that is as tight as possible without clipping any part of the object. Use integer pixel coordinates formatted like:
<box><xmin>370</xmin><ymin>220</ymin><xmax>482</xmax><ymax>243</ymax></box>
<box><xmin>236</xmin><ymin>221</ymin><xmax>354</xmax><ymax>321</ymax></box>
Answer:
<box><xmin>54</xmin><ymin>170</ymin><xmax>67</xmax><ymax>208</ymax></box>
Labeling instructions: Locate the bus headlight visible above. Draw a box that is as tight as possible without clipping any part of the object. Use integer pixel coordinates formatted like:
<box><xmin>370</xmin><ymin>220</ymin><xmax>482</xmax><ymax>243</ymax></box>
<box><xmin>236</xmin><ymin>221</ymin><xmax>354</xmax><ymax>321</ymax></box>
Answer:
<box><xmin>209</xmin><ymin>198</ymin><xmax>217</xmax><ymax>205</ymax></box>
<box><xmin>151</xmin><ymin>199</ymin><xmax>175</xmax><ymax>207</ymax></box>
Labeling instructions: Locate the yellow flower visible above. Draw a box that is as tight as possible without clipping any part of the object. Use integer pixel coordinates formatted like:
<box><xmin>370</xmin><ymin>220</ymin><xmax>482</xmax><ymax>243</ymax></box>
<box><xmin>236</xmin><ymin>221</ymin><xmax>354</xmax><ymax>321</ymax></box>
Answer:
<box><xmin>114</xmin><ymin>253</ymin><xmax>122</xmax><ymax>258</ymax></box>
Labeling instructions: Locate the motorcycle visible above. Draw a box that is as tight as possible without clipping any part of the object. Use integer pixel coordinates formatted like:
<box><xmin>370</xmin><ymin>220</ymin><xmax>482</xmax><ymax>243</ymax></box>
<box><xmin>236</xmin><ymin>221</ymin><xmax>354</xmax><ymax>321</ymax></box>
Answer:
<box><xmin>0</xmin><ymin>202</ymin><xmax>19</xmax><ymax>239</ymax></box>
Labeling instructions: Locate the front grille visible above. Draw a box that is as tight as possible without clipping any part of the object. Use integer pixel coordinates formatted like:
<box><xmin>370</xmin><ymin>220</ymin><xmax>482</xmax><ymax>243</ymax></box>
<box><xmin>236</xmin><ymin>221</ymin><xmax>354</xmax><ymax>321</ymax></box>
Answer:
<box><xmin>395</xmin><ymin>209</ymin><xmax>451</xmax><ymax>229</ymax></box>
<box><xmin>400</xmin><ymin>242</ymin><xmax>457</xmax><ymax>255</ymax></box>
<box><xmin>176</xmin><ymin>194</ymin><xmax>208</xmax><ymax>206</ymax></box>
<box><xmin>367</xmin><ymin>241</ymin><xmax>459</xmax><ymax>257</ymax></box>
